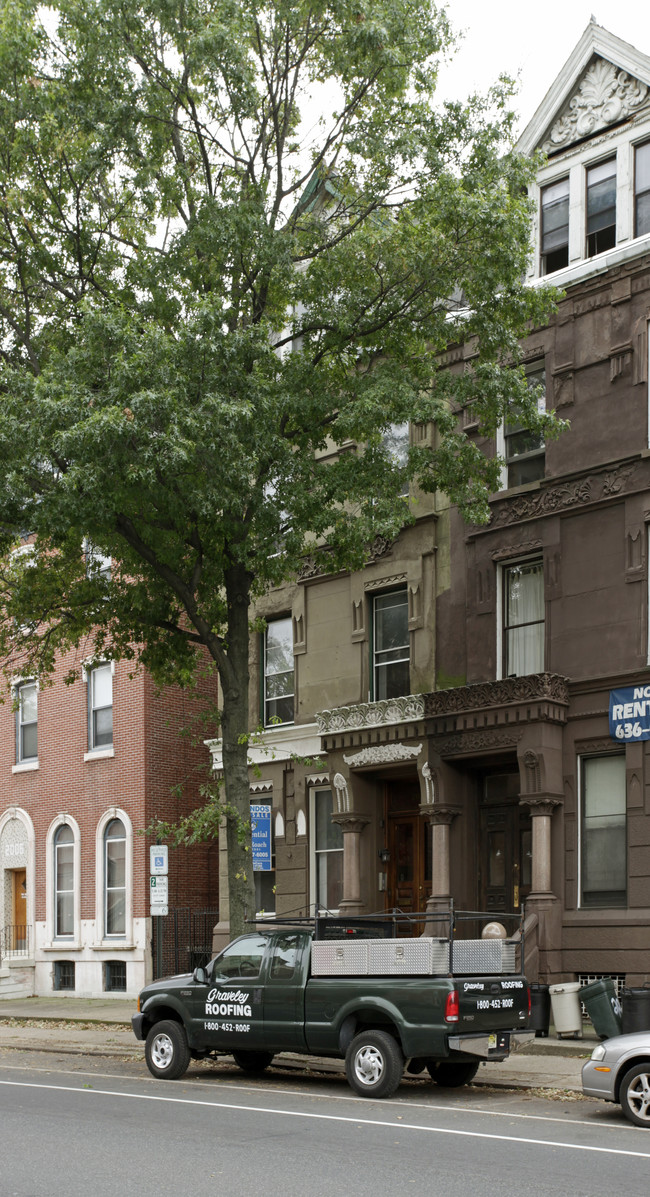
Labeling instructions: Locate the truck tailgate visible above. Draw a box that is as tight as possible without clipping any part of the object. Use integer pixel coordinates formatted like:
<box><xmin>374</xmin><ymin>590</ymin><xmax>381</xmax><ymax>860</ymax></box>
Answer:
<box><xmin>457</xmin><ymin>975</ymin><xmax>529</xmax><ymax>1032</ymax></box>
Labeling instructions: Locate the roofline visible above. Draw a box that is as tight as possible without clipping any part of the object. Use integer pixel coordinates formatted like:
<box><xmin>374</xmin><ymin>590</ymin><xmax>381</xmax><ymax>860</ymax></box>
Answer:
<box><xmin>516</xmin><ymin>21</ymin><xmax>650</xmax><ymax>156</ymax></box>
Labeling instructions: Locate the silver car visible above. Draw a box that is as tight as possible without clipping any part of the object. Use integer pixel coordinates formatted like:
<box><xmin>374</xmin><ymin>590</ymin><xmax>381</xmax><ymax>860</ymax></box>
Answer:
<box><xmin>582</xmin><ymin>1031</ymin><xmax>650</xmax><ymax>1127</ymax></box>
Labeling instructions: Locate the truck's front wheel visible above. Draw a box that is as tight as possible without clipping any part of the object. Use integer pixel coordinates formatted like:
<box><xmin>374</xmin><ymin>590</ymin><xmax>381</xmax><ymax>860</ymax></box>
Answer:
<box><xmin>345</xmin><ymin>1030</ymin><xmax>404</xmax><ymax>1099</ymax></box>
<box><xmin>427</xmin><ymin>1060</ymin><xmax>479</xmax><ymax>1087</ymax></box>
<box><xmin>145</xmin><ymin>1020</ymin><xmax>191</xmax><ymax>1080</ymax></box>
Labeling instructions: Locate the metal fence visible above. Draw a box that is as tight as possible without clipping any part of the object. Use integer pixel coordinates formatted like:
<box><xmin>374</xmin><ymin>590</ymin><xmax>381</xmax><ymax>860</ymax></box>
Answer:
<box><xmin>1</xmin><ymin>925</ymin><xmax>30</xmax><ymax>959</ymax></box>
<box><xmin>152</xmin><ymin>908</ymin><xmax>218</xmax><ymax>980</ymax></box>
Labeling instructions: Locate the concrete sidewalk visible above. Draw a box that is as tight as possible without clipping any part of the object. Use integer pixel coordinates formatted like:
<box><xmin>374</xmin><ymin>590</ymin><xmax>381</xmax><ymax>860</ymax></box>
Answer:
<box><xmin>0</xmin><ymin>994</ymin><xmax>596</xmax><ymax>1092</ymax></box>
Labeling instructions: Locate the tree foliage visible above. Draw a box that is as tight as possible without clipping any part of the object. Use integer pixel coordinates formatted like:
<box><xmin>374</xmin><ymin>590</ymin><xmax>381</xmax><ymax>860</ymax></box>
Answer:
<box><xmin>0</xmin><ymin>0</ymin><xmax>558</xmax><ymax>935</ymax></box>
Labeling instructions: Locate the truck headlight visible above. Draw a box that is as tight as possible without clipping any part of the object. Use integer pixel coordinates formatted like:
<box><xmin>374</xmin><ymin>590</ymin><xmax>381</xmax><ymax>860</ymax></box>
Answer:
<box><xmin>590</xmin><ymin>1043</ymin><xmax>606</xmax><ymax>1061</ymax></box>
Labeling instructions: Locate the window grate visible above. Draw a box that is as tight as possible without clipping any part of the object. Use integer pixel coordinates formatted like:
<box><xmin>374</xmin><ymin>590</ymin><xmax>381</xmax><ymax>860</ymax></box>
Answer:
<box><xmin>54</xmin><ymin>960</ymin><xmax>75</xmax><ymax>991</ymax></box>
<box><xmin>577</xmin><ymin>973</ymin><xmax>625</xmax><ymax>1016</ymax></box>
<box><xmin>104</xmin><ymin>960</ymin><xmax>126</xmax><ymax>992</ymax></box>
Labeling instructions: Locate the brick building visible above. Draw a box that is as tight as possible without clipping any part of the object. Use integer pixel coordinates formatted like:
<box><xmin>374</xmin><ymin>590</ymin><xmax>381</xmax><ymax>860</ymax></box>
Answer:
<box><xmin>209</xmin><ymin>22</ymin><xmax>650</xmax><ymax>989</ymax></box>
<box><xmin>1</xmin><ymin>642</ymin><xmax>218</xmax><ymax>999</ymax></box>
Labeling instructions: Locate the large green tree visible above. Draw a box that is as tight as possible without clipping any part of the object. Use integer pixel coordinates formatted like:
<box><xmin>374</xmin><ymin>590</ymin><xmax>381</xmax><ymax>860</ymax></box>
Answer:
<box><xmin>0</xmin><ymin>0</ymin><xmax>557</xmax><ymax>935</ymax></box>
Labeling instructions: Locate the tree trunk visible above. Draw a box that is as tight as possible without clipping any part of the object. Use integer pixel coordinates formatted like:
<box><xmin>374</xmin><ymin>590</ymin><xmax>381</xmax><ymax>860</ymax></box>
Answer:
<box><xmin>220</xmin><ymin>564</ymin><xmax>256</xmax><ymax>940</ymax></box>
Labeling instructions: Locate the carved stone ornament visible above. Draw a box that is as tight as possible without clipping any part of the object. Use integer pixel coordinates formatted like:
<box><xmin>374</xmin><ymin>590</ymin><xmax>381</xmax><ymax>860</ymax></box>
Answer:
<box><xmin>343</xmin><ymin>743</ymin><xmax>423</xmax><ymax>768</ymax></box>
<box><xmin>434</xmin><ymin>730</ymin><xmax>524</xmax><ymax>756</ymax></box>
<box><xmin>486</xmin><ymin>463</ymin><xmax>638</xmax><ymax>530</ymax></box>
<box><xmin>425</xmin><ymin>673</ymin><xmax>569</xmax><ymax>717</ymax></box>
<box><xmin>421</xmin><ymin>761</ymin><xmax>436</xmax><ymax>805</ymax></box>
<box><xmin>332</xmin><ymin>772</ymin><xmax>350</xmax><ymax>813</ymax></box>
<box><xmin>367</xmin><ymin>534</ymin><xmax>393</xmax><ymax>562</ymax></box>
<box><xmin>542</xmin><ymin>58</ymin><xmax>650</xmax><ymax>153</ymax></box>
<box><xmin>317</xmin><ymin>694</ymin><xmax>425</xmax><ymax>734</ymax></box>
<box><xmin>522</xmin><ymin>796</ymin><xmax>563</xmax><ymax>817</ymax></box>
<box><xmin>420</xmin><ymin>803</ymin><xmax>461</xmax><ymax>826</ymax></box>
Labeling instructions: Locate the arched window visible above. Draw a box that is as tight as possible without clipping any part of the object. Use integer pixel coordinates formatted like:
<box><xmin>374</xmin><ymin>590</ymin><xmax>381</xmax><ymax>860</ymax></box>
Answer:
<box><xmin>104</xmin><ymin>818</ymin><xmax>126</xmax><ymax>936</ymax></box>
<box><xmin>54</xmin><ymin>825</ymin><xmax>74</xmax><ymax>938</ymax></box>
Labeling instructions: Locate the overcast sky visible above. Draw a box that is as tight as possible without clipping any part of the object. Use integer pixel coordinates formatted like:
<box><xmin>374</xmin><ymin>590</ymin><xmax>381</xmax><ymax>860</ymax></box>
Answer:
<box><xmin>438</xmin><ymin>2</ymin><xmax>650</xmax><ymax>134</ymax></box>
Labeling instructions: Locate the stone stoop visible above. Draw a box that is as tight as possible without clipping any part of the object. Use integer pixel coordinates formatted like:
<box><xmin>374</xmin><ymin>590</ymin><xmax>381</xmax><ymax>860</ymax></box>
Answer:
<box><xmin>0</xmin><ymin>960</ymin><xmax>35</xmax><ymax>999</ymax></box>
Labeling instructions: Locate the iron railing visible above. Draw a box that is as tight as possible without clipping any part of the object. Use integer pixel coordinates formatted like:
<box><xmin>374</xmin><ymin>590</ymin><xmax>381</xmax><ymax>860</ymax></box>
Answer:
<box><xmin>152</xmin><ymin>908</ymin><xmax>218</xmax><ymax>980</ymax></box>
<box><xmin>1</xmin><ymin>925</ymin><xmax>30</xmax><ymax>959</ymax></box>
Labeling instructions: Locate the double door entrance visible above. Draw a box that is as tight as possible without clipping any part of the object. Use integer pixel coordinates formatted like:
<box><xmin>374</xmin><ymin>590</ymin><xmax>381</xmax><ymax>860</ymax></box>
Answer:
<box><xmin>384</xmin><ymin>770</ymin><xmax>531</xmax><ymax>924</ymax></box>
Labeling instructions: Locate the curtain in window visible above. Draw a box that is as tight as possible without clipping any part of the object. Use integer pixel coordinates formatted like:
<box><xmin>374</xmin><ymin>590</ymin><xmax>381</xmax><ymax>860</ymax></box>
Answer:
<box><xmin>505</xmin><ymin>562</ymin><xmax>544</xmax><ymax>677</ymax></box>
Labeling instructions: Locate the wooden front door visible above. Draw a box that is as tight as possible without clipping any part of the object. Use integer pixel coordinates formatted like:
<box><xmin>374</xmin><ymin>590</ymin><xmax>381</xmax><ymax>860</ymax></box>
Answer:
<box><xmin>11</xmin><ymin>868</ymin><xmax>27</xmax><ymax>949</ymax></box>
<box><xmin>385</xmin><ymin>780</ymin><xmax>431</xmax><ymax>932</ymax></box>
<box><xmin>479</xmin><ymin>803</ymin><xmax>531</xmax><ymax>914</ymax></box>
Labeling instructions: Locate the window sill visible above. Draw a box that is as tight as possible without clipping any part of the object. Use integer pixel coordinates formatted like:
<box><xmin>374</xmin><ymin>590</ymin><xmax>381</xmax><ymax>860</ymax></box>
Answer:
<box><xmin>90</xmin><ymin>942</ymin><xmax>136</xmax><ymax>952</ymax></box>
<box><xmin>84</xmin><ymin>748</ymin><xmax>114</xmax><ymax>762</ymax></box>
<box><xmin>41</xmin><ymin>943</ymin><xmax>82</xmax><ymax>952</ymax></box>
<box><xmin>12</xmin><ymin>760</ymin><xmax>39</xmax><ymax>773</ymax></box>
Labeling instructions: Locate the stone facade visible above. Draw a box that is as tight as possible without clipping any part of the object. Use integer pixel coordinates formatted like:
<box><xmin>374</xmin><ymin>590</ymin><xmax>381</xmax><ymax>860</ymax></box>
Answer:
<box><xmin>210</xmin><ymin>22</ymin><xmax>650</xmax><ymax>987</ymax></box>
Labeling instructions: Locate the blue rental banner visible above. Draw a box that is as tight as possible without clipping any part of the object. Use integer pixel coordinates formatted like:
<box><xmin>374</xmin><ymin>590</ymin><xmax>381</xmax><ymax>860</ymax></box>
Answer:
<box><xmin>609</xmin><ymin>686</ymin><xmax>650</xmax><ymax>741</ymax></box>
<box><xmin>251</xmin><ymin>803</ymin><xmax>272</xmax><ymax>871</ymax></box>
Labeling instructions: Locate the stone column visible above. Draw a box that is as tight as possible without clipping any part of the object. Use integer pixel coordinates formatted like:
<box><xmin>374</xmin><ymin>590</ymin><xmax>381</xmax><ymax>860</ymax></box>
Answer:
<box><xmin>331</xmin><ymin>812</ymin><xmax>371</xmax><ymax>915</ymax></box>
<box><xmin>525</xmin><ymin>796</ymin><xmax>563</xmax><ymax>897</ymax></box>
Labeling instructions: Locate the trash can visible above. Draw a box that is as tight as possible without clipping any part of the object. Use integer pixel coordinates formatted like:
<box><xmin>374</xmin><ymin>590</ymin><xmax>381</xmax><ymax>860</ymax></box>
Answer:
<box><xmin>549</xmin><ymin>981</ymin><xmax>582</xmax><ymax>1037</ymax></box>
<box><xmin>622</xmin><ymin>985</ymin><xmax>650</xmax><ymax>1035</ymax></box>
<box><xmin>529</xmin><ymin>983</ymin><xmax>550</xmax><ymax>1038</ymax></box>
<box><xmin>579</xmin><ymin>978</ymin><xmax>622</xmax><ymax>1040</ymax></box>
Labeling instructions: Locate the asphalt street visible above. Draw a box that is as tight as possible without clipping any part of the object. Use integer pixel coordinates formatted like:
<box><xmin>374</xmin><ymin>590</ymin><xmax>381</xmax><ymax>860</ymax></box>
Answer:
<box><xmin>0</xmin><ymin>1051</ymin><xmax>648</xmax><ymax>1197</ymax></box>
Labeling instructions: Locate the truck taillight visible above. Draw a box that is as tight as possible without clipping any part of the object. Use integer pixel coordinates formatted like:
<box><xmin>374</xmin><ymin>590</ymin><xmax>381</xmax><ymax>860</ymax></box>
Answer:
<box><xmin>137</xmin><ymin>997</ymin><xmax>141</xmax><ymax>1013</ymax></box>
<box><xmin>527</xmin><ymin>986</ymin><xmax>531</xmax><ymax>1018</ymax></box>
<box><xmin>444</xmin><ymin>989</ymin><xmax>459</xmax><ymax>1023</ymax></box>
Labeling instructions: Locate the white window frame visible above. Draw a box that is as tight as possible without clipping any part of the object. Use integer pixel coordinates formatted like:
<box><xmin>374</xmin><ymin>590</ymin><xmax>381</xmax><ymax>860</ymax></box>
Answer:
<box><xmin>95</xmin><ymin>808</ymin><xmax>133</xmax><ymax>945</ymax></box>
<box><xmin>372</xmin><ymin>588</ymin><xmax>410</xmax><ymax>701</ymax></box>
<box><xmin>309</xmin><ymin>786</ymin><xmax>344</xmax><ymax>915</ymax></box>
<box><xmin>497</xmin><ymin>557</ymin><xmax>545</xmax><ymax>681</ymax></box>
<box><xmin>15</xmin><ymin>679</ymin><xmax>38</xmax><ymax>764</ymax></box>
<box><xmin>263</xmin><ymin>617</ymin><xmax>294</xmax><ymax>727</ymax></box>
<box><xmin>85</xmin><ymin>661</ymin><xmax>114</xmax><ymax>753</ymax></box>
<box><xmin>45</xmin><ymin>814</ymin><xmax>81</xmax><ymax>948</ymax></box>
<box><xmin>577</xmin><ymin>754</ymin><xmax>627</xmax><ymax>910</ymax></box>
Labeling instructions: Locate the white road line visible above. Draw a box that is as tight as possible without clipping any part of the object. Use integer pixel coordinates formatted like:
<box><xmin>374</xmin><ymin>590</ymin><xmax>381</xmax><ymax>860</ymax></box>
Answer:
<box><xmin>0</xmin><ymin>1060</ymin><xmax>624</xmax><ymax>1132</ymax></box>
<box><xmin>0</xmin><ymin>1079</ymin><xmax>648</xmax><ymax>1158</ymax></box>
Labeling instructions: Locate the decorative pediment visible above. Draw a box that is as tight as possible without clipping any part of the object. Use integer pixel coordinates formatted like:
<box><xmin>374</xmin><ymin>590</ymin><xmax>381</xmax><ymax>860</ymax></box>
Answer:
<box><xmin>541</xmin><ymin>56</ymin><xmax>650</xmax><ymax>153</ymax></box>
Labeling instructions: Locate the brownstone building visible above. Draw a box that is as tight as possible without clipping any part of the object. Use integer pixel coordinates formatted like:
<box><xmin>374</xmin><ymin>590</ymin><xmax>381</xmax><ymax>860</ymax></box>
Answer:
<box><xmin>1</xmin><ymin>633</ymin><xmax>218</xmax><ymax>999</ymax></box>
<box><xmin>209</xmin><ymin>22</ymin><xmax>650</xmax><ymax>989</ymax></box>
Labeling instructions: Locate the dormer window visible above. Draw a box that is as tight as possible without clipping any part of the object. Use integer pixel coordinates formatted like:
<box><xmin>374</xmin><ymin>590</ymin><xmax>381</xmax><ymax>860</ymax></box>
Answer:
<box><xmin>586</xmin><ymin>158</ymin><xmax>616</xmax><ymax>257</ymax></box>
<box><xmin>635</xmin><ymin>141</ymin><xmax>650</xmax><ymax>237</ymax></box>
<box><xmin>540</xmin><ymin>178</ymin><xmax>569</xmax><ymax>275</ymax></box>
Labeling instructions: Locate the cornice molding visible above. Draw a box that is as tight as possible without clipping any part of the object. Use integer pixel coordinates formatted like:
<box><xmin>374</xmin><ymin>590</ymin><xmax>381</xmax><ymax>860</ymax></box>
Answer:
<box><xmin>483</xmin><ymin>461</ymin><xmax>639</xmax><ymax>531</ymax></box>
<box><xmin>343</xmin><ymin>743</ymin><xmax>423</xmax><ymax>768</ymax></box>
<box><xmin>541</xmin><ymin>57</ymin><xmax>650</xmax><ymax>154</ymax></box>
<box><xmin>317</xmin><ymin>694</ymin><xmax>425</xmax><ymax>734</ymax></box>
<box><xmin>425</xmin><ymin>674</ymin><xmax>570</xmax><ymax>717</ymax></box>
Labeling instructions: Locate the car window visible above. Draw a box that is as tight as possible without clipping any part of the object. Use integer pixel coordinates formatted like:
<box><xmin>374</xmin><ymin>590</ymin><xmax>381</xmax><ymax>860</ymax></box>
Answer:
<box><xmin>210</xmin><ymin>934</ymin><xmax>268</xmax><ymax>981</ymax></box>
<box><xmin>270</xmin><ymin>933</ymin><xmax>300</xmax><ymax>980</ymax></box>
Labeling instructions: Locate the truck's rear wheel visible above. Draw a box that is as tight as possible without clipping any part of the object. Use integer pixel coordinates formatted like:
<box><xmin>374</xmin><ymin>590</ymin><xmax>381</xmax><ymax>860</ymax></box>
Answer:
<box><xmin>232</xmin><ymin>1050</ymin><xmax>275</xmax><ymax>1074</ymax></box>
<box><xmin>345</xmin><ymin>1030</ymin><xmax>404</xmax><ymax>1099</ymax></box>
<box><xmin>426</xmin><ymin>1060</ymin><xmax>479</xmax><ymax>1087</ymax></box>
<box><xmin>145</xmin><ymin>1020</ymin><xmax>191</xmax><ymax>1080</ymax></box>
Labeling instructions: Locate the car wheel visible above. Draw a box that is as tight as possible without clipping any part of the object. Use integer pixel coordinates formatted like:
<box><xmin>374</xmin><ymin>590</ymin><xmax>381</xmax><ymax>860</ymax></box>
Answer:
<box><xmin>345</xmin><ymin>1030</ymin><xmax>404</xmax><ymax>1099</ymax></box>
<box><xmin>426</xmin><ymin>1060</ymin><xmax>480</xmax><ymax>1088</ymax></box>
<box><xmin>144</xmin><ymin>1020</ymin><xmax>191</xmax><ymax>1080</ymax></box>
<box><xmin>232</xmin><ymin>1051</ymin><xmax>275</xmax><ymax>1073</ymax></box>
<box><xmin>619</xmin><ymin>1063</ymin><xmax>650</xmax><ymax>1128</ymax></box>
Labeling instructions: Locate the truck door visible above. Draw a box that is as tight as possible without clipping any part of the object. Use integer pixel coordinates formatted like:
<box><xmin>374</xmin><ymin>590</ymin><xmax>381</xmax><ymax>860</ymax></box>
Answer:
<box><xmin>263</xmin><ymin>933</ymin><xmax>308</xmax><ymax>1051</ymax></box>
<box><xmin>189</xmin><ymin>933</ymin><xmax>268</xmax><ymax>1051</ymax></box>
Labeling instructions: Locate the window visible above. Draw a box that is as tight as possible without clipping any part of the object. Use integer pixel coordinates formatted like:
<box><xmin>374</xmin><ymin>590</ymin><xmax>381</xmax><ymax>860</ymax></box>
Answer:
<box><xmin>104</xmin><ymin>960</ymin><xmax>127</xmax><ymax>991</ymax></box>
<box><xmin>84</xmin><ymin>540</ymin><xmax>112</xmax><ymax>581</ymax></box>
<box><xmin>211</xmin><ymin>934</ymin><xmax>267</xmax><ymax>981</ymax></box>
<box><xmin>580</xmin><ymin>755</ymin><xmax>626</xmax><ymax>908</ymax></box>
<box><xmin>541</xmin><ymin>178</ymin><xmax>569</xmax><ymax>274</ymax></box>
<box><xmin>311</xmin><ymin>787</ymin><xmax>343</xmax><ymax>912</ymax></box>
<box><xmin>586</xmin><ymin>158</ymin><xmax>616</xmax><ymax>257</ymax></box>
<box><xmin>382</xmin><ymin>422</ymin><xmax>410</xmax><ymax>495</ymax></box>
<box><xmin>502</xmin><ymin>560</ymin><xmax>544</xmax><ymax>677</ymax></box>
<box><xmin>16</xmin><ymin>680</ymin><xmax>37</xmax><ymax>762</ymax></box>
<box><xmin>54</xmin><ymin>825</ymin><xmax>74</xmax><ymax>938</ymax></box>
<box><xmin>504</xmin><ymin>366</ymin><xmax>546</xmax><ymax>489</ymax></box>
<box><xmin>373</xmin><ymin>589</ymin><xmax>410</xmax><ymax>699</ymax></box>
<box><xmin>88</xmin><ymin>663</ymin><xmax>113</xmax><ymax>750</ymax></box>
<box><xmin>104</xmin><ymin>818</ymin><xmax>126</xmax><ymax>936</ymax></box>
<box><xmin>54</xmin><ymin>960</ymin><xmax>75</xmax><ymax>991</ymax></box>
<box><xmin>263</xmin><ymin>617</ymin><xmax>294</xmax><ymax>726</ymax></box>
<box><xmin>635</xmin><ymin>141</ymin><xmax>650</xmax><ymax>237</ymax></box>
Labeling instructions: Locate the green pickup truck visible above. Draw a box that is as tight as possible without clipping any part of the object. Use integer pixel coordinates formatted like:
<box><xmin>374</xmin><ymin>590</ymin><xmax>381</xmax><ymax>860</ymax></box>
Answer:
<box><xmin>132</xmin><ymin>925</ymin><xmax>532</xmax><ymax>1098</ymax></box>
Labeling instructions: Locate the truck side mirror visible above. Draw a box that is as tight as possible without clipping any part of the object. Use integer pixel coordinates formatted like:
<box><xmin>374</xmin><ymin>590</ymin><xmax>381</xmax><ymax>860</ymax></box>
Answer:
<box><xmin>192</xmin><ymin>966</ymin><xmax>207</xmax><ymax>983</ymax></box>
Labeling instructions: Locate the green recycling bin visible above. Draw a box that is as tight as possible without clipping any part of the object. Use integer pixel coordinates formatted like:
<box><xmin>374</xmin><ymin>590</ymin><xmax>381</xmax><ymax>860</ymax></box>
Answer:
<box><xmin>579</xmin><ymin>978</ymin><xmax>622</xmax><ymax>1040</ymax></box>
